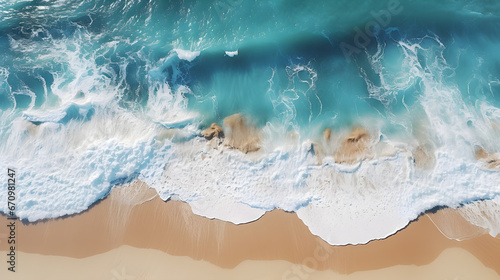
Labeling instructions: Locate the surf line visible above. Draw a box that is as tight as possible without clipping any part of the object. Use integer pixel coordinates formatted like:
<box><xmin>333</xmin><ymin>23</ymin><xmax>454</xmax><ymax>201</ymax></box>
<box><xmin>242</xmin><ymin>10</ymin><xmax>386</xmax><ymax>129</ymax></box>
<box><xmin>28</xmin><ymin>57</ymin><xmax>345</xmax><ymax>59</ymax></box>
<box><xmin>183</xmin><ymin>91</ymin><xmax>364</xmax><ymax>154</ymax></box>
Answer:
<box><xmin>6</xmin><ymin>168</ymin><xmax>16</xmax><ymax>273</ymax></box>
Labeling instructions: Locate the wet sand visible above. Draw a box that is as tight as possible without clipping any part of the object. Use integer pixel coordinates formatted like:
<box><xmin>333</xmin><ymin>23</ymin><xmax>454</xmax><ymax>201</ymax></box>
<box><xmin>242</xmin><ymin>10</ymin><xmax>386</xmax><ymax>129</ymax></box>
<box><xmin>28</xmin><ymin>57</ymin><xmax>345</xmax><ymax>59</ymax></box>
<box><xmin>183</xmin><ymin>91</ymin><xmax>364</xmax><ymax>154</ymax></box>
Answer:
<box><xmin>0</xmin><ymin>181</ymin><xmax>499</xmax><ymax>278</ymax></box>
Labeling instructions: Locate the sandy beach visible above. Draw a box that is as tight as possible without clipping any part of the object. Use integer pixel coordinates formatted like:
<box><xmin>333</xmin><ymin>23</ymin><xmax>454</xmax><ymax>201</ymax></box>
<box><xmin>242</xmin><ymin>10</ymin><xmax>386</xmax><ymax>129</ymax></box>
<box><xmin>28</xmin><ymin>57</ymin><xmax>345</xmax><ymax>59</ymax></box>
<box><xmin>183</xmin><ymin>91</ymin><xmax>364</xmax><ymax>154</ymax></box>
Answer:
<box><xmin>2</xmin><ymin>246</ymin><xmax>499</xmax><ymax>280</ymax></box>
<box><xmin>1</xmin><ymin>181</ymin><xmax>499</xmax><ymax>279</ymax></box>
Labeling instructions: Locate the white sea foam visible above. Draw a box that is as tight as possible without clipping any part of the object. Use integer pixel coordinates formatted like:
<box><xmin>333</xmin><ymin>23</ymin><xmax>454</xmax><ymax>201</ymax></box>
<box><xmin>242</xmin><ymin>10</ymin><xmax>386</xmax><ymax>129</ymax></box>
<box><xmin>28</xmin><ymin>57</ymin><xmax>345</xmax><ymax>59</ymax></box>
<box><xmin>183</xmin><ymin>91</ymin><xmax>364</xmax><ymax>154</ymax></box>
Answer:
<box><xmin>457</xmin><ymin>196</ymin><xmax>500</xmax><ymax>237</ymax></box>
<box><xmin>22</xmin><ymin>102</ymin><xmax>94</xmax><ymax>123</ymax></box>
<box><xmin>173</xmin><ymin>48</ymin><xmax>201</xmax><ymax>62</ymax></box>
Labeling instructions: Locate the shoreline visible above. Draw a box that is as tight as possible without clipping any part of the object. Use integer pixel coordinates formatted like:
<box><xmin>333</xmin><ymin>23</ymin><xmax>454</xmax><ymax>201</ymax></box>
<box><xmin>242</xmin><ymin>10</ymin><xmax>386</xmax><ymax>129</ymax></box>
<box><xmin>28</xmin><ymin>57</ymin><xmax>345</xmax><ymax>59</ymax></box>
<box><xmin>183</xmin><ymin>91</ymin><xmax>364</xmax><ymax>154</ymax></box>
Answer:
<box><xmin>0</xmin><ymin>181</ymin><xmax>499</xmax><ymax>277</ymax></box>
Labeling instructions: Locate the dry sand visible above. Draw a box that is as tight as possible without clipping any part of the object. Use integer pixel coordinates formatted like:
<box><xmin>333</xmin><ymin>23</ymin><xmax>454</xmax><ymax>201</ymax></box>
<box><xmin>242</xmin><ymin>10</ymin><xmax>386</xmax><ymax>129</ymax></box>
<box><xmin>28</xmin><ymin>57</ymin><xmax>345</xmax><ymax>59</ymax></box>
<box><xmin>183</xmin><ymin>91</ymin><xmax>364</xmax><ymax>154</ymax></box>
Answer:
<box><xmin>1</xmin><ymin>181</ymin><xmax>499</xmax><ymax>279</ymax></box>
<box><xmin>1</xmin><ymin>246</ymin><xmax>499</xmax><ymax>280</ymax></box>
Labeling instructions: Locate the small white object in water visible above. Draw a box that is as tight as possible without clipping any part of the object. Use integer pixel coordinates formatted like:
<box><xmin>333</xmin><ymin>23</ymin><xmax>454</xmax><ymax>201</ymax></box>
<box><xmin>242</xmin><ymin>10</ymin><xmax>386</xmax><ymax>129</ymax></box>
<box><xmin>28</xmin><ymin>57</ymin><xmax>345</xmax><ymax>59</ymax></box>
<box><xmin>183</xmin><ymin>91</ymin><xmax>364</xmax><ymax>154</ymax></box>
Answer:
<box><xmin>173</xmin><ymin>49</ymin><xmax>201</xmax><ymax>62</ymax></box>
<box><xmin>225</xmin><ymin>50</ymin><xmax>238</xmax><ymax>57</ymax></box>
